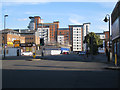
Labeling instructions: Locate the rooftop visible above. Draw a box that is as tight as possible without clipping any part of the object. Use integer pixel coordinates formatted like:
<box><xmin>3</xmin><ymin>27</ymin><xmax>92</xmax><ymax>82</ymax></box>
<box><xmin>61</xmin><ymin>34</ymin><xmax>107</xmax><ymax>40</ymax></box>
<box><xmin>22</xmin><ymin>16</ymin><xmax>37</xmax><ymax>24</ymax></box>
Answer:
<box><xmin>83</xmin><ymin>23</ymin><xmax>91</xmax><ymax>25</ymax></box>
<box><xmin>69</xmin><ymin>25</ymin><xmax>83</xmax><ymax>27</ymax></box>
<box><xmin>0</xmin><ymin>29</ymin><xmax>19</xmax><ymax>34</ymax></box>
<box><xmin>58</xmin><ymin>28</ymin><xmax>69</xmax><ymax>30</ymax></box>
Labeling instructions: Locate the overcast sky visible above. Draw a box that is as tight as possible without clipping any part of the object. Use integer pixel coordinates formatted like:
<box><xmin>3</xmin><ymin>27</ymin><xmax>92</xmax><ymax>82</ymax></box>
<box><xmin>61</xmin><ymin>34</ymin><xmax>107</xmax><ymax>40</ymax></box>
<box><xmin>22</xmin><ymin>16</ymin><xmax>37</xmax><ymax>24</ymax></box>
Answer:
<box><xmin>0</xmin><ymin>1</ymin><xmax>117</xmax><ymax>33</ymax></box>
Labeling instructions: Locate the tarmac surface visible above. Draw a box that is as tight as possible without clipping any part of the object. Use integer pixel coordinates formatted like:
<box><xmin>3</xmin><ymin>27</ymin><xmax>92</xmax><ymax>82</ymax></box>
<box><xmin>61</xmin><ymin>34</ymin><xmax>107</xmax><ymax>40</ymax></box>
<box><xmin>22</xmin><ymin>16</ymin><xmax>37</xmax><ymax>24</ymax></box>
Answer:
<box><xmin>2</xmin><ymin>54</ymin><xmax>120</xmax><ymax>88</ymax></box>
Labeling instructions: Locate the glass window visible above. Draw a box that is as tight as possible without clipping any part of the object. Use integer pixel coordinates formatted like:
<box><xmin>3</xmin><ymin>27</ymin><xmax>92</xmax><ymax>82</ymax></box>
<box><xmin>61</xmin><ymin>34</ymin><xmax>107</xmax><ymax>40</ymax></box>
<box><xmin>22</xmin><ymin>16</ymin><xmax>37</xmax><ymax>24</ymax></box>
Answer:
<box><xmin>59</xmin><ymin>32</ymin><xmax>61</xmax><ymax>35</ymax></box>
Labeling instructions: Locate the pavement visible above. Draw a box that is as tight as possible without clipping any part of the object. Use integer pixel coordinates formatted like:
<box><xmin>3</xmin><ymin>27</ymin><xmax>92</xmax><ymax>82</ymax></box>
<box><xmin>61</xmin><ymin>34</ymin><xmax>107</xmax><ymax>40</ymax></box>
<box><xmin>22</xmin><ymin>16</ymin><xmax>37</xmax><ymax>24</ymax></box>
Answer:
<box><xmin>2</xmin><ymin>54</ymin><xmax>120</xmax><ymax>88</ymax></box>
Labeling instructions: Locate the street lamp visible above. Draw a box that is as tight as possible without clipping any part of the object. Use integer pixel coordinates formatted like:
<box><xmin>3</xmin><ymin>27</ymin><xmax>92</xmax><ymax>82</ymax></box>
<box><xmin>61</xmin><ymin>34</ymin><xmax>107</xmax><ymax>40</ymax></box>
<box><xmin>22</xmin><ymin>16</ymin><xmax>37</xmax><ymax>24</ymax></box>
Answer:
<box><xmin>103</xmin><ymin>14</ymin><xmax>111</xmax><ymax>62</ymax></box>
<box><xmin>4</xmin><ymin>15</ymin><xmax>8</xmax><ymax>58</ymax></box>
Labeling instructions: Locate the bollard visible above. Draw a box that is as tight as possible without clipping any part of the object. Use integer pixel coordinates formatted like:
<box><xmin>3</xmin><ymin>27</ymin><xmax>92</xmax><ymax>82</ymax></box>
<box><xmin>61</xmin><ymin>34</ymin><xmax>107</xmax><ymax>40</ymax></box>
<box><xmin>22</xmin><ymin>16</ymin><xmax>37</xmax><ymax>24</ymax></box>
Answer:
<box><xmin>33</xmin><ymin>52</ymin><xmax>36</xmax><ymax>59</ymax></box>
<box><xmin>115</xmin><ymin>53</ymin><xmax>117</xmax><ymax>66</ymax></box>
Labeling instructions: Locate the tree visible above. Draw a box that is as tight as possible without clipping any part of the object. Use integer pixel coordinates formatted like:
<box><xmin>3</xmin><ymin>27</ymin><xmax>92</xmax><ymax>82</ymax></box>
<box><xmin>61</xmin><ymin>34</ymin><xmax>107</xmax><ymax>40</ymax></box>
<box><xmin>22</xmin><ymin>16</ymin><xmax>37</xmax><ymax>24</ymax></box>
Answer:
<box><xmin>84</xmin><ymin>32</ymin><xmax>103</xmax><ymax>55</ymax></box>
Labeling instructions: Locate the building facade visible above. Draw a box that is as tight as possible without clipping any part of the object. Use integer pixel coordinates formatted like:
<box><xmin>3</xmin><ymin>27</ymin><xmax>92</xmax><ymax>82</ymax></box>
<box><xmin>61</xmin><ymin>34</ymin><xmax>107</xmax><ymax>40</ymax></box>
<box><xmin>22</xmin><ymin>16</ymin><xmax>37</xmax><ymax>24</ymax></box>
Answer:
<box><xmin>20</xmin><ymin>30</ymin><xmax>40</xmax><ymax>45</ymax></box>
<box><xmin>95</xmin><ymin>32</ymin><xmax>106</xmax><ymax>53</ymax></box>
<box><xmin>28</xmin><ymin>16</ymin><xmax>59</xmax><ymax>43</ymax></box>
<box><xmin>28</xmin><ymin>16</ymin><xmax>41</xmax><ymax>30</ymax></box>
<box><xmin>38</xmin><ymin>27</ymin><xmax>50</xmax><ymax>45</ymax></box>
<box><xmin>69</xmin><ymin>23</ymin><xmax>90</xmax><ymax>52</ymax></box>
<box><xmin>83</xmin><ymin>23</ymin><xmax>90</xmax><ymax>51</ymax></box>
<box><xmin>57</xmin><ymin>35</ymin><xmax>64</xmax><ymax>45</ymax></box>
<box><xmin>1</xmin><ymin>29</ymin><xmax>25</xmax><ymax>47</ymax></box>
<box><xmin>111</xmin><ymin>1</ymin><xmax>120</xmax><ymax>64</ymax></box>
<box><xmin>69</xmin><ymin>25</ymin><xmax>83</xmax><ymax>52</ymax></box>
<box><xmin>57</xmin><ymin>28</ymin><xmax>69</xmax><ymax>45</ymax></box>
<box><xmin>14</xmin><ymin>29</ymin><xmax>40</xmax><ymax>51</ymax></box>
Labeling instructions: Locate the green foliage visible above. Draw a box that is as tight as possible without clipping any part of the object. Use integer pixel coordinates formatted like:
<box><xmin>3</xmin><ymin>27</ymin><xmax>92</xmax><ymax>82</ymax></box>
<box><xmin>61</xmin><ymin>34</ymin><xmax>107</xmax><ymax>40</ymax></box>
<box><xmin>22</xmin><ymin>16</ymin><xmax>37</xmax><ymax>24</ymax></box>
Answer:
<box><xmin>84</xmin><ymin>32</ymin><xmax>103</xmax><ymax>55</ymax></box>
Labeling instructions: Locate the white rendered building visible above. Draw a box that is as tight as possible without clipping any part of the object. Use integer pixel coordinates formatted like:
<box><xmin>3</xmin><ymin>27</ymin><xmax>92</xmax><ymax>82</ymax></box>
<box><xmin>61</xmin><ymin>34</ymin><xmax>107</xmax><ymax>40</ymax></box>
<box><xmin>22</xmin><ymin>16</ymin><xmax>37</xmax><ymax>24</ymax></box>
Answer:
<box><xmin>38</xmin><ymin>28</ymin><xmax>50</xmax><ymax>44</ymax></box>
<box><xmin>57</xmin><ymin>35</ymin><xmax>64</xmax><ymax>45</ymax></box>
<box><xmin>83</xmin><ymin>23</ymin><xmax>90</xmax><ymax>51</ymax></box>
<box><xmin>72</xmin><ymin>27</ymin><xmax>82</xmax><ymax>51</ymax></box>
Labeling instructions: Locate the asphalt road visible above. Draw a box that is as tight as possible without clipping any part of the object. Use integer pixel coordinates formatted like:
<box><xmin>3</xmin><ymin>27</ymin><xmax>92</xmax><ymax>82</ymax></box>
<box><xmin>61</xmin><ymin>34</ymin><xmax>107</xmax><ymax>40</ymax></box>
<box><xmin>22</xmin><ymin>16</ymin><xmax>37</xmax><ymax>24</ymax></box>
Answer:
<box><xmin>2</xmin><ymin>54</ymin><xmax>120</xmax><ymax>88</ymax></box>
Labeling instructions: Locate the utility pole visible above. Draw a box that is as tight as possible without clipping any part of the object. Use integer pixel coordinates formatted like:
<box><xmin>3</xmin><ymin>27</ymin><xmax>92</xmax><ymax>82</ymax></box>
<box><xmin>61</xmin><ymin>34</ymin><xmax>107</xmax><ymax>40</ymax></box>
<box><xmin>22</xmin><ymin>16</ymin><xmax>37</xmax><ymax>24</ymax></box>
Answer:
<box><xmin>3</xmin><ymin>15</ymin><xmax>8</xmax><ymax>58</ymax></box>
<box><xmin>103</xmin><ymin>14</ymin><xmax>111</xmax><ymax>62</ymax></box>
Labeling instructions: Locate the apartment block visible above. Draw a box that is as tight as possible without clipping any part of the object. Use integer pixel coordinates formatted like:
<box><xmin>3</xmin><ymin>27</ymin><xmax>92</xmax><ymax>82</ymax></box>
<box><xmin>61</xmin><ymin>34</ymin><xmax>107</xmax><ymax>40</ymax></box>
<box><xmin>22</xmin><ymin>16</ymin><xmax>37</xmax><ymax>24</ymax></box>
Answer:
<box><xmin>28</xmin><ymin>16</ymin><xmax>59</xmax><ymax>43</ymax></box>
<box><xmin>69</xmin><ymin>23</ymin><xmax>90</xmax><ymax>52</ymax></box>
<box><xmin>83</xmin><ymin>23</ymin><xmax>90</xmax><ymax>51</ymax></box>
<box><xmin>28</xmin><ymin>16</ymin><xmax>41</xmax><ymax>30</ymax></box>
<box><xmin>69</xmin><ymin>25</ymin><xmax>83</xmax><ymax>52</ymax></box>
<box><xmin>57</xmin><ymin>28</ymin><xmax>69</xmax><ymax>45</ymax></box>
<box><xmin>57</xmin><ymin>35</ymin><xmax>64</xmax><ymax>45</ymax></box>
<box><xmin>38</xmin><ymin>27</ymin><xmax>50</xmax><ymax>45</ymax></box>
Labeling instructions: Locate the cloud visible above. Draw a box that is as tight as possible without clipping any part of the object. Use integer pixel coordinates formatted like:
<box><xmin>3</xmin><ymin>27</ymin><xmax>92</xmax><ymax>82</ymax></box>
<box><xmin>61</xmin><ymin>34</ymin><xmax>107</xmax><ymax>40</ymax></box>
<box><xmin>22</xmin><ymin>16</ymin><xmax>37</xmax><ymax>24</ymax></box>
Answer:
<box><xmin>17</xmin><ymin>18</ymin><xmax>28</xmax><ymax>21</ymax></box>
<box><xmin>69</xmin><ymin>14</ymin><xmax>85</xmax><ymax>25</ymax></box>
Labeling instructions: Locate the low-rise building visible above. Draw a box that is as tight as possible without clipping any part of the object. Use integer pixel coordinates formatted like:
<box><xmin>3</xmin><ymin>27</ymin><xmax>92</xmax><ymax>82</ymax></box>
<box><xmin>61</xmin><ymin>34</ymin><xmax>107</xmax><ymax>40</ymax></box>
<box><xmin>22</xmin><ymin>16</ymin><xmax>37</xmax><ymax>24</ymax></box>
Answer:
<box><xmin>19</xmin><ymin>29</ymin><xmax>40</xmax><ymax>51</ymax></box>
<box><xmin>1</xmin><ymin>29</ymin><xmax>25</xmax><ymax>47</ymax></box>
<box><xmin>111</xmin><ymin>1</ymin><xmax>120</xmax><ymax>64</ymax></box>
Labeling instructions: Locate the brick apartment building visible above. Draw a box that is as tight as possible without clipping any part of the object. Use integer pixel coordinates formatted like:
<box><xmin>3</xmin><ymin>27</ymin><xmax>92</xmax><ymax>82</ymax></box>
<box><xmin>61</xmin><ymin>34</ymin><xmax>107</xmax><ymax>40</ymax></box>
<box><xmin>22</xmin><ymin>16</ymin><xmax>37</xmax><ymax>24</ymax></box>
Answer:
<box><xmin>1</xmin><ymin>29</ymin><xmax>25</xmax><ymax>47</ymax></box>
<box><xmin>28</xmin><ymin>16</ymin><xmax>59</xmax><ymax>43</ymax></box>
<box><xmin>57</xmin><ymin>28</ymin><xmax>69</xmax><ymax>45</ymax></box>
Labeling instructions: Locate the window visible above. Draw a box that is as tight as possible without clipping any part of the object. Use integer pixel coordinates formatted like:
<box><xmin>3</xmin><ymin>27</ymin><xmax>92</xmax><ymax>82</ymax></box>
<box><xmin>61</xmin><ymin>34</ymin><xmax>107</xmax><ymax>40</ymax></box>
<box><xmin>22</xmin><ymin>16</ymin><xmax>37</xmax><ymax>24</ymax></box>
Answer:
<box><xmin>86</xmin><ymin>25</ymin><xmax>88</xmax><ymax>32</ymax></box>
<box><xmin>59</xmin><ymin>32</ymin><xmax>61</xmax><ymax>35</ymax></box>
<box><xmin>2</xmin><ymin>37</ymin><xmax>4</xmax><ymax>40</ymax></box>
<box><xmin>106</xmin><ymin>34</ymin><xmax>108</xmax><ymax>39</ymax></box>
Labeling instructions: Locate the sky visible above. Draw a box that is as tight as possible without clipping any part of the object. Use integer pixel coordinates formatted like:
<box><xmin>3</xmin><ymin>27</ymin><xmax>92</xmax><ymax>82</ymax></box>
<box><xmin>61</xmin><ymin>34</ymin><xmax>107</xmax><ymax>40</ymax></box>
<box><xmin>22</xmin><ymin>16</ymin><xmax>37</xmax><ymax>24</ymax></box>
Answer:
<box><xmin>0</xmin><ymin>1</ymin><xmax>117</xmax><ymax>33</ymax></box>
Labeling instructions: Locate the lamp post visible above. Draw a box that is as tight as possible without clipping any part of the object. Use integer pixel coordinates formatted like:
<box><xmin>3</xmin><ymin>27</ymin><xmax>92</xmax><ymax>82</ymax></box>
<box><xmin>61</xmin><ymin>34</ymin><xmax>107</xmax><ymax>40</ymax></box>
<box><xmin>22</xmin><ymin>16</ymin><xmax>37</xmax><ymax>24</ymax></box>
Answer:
<box><xmin>103</xmin><ymin>14</ymin><xmax>110</xmax><ymax>62</ymax></box>
<box><xmin>4</xmin><ymin>15</ymin><xmax>8</xmax><ymax>58</ymax></box>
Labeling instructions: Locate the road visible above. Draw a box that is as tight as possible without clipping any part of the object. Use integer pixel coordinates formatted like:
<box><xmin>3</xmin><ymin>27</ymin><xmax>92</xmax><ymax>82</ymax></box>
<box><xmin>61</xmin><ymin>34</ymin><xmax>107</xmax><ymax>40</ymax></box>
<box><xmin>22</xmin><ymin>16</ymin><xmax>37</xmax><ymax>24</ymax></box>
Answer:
<box><xmin>2</xmin><ymin>54</ymin><xmax>120</xmax><ymax>88</ymax></box>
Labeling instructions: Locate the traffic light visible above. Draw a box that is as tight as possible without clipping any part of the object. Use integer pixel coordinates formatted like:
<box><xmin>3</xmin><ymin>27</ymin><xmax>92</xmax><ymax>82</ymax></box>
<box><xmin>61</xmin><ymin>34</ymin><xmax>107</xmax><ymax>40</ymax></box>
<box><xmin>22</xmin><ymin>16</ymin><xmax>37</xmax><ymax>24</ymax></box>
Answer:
<box><xmin>40</xmin><ymin>38</ymin><xmax>44</xmax><ymax>46</ymax></box>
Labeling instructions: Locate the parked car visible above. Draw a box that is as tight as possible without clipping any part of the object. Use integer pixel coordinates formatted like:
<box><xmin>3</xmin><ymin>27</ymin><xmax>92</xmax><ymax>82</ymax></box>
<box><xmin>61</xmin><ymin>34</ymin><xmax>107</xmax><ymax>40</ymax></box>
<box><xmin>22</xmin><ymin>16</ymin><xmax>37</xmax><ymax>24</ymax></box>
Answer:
<box><xmin>63</xmin><ymin>52</ymin><xmax>69</xmax><ymax>55</ymax></box>
<box><xmin>79</xmin><ymin>51</ymin><xmax>86</xmax><ymax>55</ymax></box>
<box><xmin>21</xmin><ymin>51</ymin><xmax>33</xmax><ymax>56</ymax></box>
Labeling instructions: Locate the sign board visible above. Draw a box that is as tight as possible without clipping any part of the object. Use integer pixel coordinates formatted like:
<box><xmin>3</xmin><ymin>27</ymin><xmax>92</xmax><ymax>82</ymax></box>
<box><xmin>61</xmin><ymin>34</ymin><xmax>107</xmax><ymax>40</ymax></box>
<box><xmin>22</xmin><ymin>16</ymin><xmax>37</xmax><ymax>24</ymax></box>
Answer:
<box><xmin>20</xmin><ymin>43</ymin><xmax>36</xmax><ymax>47</ymax></box>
